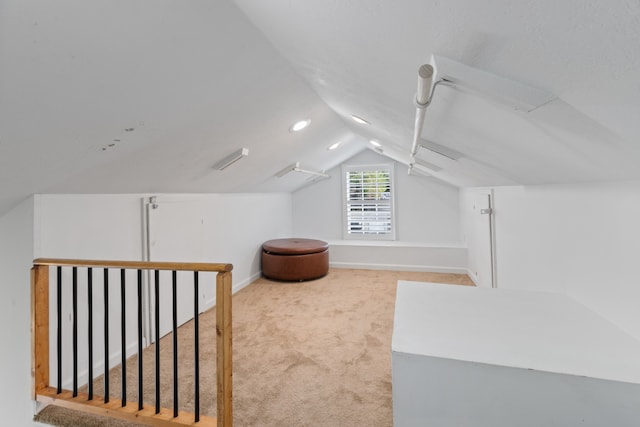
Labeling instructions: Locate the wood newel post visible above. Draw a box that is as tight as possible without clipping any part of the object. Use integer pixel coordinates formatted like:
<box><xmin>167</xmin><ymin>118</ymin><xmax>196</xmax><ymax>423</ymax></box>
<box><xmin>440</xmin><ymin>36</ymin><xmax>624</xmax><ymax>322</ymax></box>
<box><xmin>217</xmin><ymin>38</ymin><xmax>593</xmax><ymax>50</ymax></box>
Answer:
<box><xmin>31</xmin><ymin>264</ymin><xmax>50</xmax><ymax>398</ymax></box>
<box><xmin>216</xmin><ymin>271</ymin><xmax>233</xmax><ymax>427</ymax></box>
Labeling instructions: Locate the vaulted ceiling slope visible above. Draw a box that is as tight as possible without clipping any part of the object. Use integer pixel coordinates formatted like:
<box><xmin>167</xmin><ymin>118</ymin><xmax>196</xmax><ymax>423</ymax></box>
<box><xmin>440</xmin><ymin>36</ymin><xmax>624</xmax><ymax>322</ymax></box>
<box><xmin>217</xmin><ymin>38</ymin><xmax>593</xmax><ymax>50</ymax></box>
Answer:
<box><xmin>235</xmin><ymin>0</ymin><xmax>640</xmax><ymax>186</ymax></box>
<box><xmin>0</xmin><ymin>0</ymin><xmax>367</xmax><ymax>216</ymax></box>
<box><xmin>1</xmin><ymin>1</ymin><xmax>639</xmax><ymax>217</ymax></box>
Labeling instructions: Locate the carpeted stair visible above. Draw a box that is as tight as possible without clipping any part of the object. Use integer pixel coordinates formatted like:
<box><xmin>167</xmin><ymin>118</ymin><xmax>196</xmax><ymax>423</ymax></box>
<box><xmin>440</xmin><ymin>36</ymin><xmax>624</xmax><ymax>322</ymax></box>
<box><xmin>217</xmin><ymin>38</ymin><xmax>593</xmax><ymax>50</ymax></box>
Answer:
<box><xmin>34</xmin><ymin>405</ymin><xmax>147</xmax><ymax>427</ymax></box>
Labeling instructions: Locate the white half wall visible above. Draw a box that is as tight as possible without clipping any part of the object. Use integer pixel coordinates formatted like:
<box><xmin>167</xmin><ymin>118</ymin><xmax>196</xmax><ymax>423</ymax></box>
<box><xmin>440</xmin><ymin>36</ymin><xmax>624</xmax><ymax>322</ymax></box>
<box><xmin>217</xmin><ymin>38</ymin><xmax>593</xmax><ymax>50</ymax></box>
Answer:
<box><xmin>328</xmin><ymin>241</ymin><xmax>467</xmax><ymax>274</ymax></box>
<box><xmin>479</xmin><ymin>181</ymin><xmax>640</xmax><ymax>340</ymax></box>
<box><xmin>392</xmin><ymin>281</ymin><xmax>640</xmax><ymax>426</ymax></box>
<box><xmin>0</xmin><ymin>197</ymin><xmax>37</xmax><ymax>425</ymax></box>
<box><xmin>293</xmin><ymin>150</ymin><xmax>464</xmax><ymax>272</ymax></box>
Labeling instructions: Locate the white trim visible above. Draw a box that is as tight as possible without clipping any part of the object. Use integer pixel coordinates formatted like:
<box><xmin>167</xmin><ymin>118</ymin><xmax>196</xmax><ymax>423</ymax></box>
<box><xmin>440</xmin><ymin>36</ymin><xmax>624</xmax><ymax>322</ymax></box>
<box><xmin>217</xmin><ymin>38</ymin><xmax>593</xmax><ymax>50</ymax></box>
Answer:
<box><xmin>466</xmin><ymin>268</ymin><xmax>480</xmax><ymax>286</ymax></box>
<box><xmin>328</xmin><ymin>243</ymin><xmax>466</xmax><ymax>275</ymax></box>
<box><xmin>203</xmin><ymin>295</ymin><xmax>216</xmax><ymax>311</ymax></box>
<box><xmin>327</xmin><ymin>240</ymin><xmax>466</xmax><ymax>249</ymax></box>
<box><xmin>330</xmin><ymin>262</ymin><xmax>468</xmax><ymax>275</ymax></box>
<box><xmin>202</xmin><ymin>270</ymin><xmax>262</xmax><ymax>309</ymax></box>
<box><xmin>233</xmin><ymin>271</ymin><xmax>262</xmax><ymax>294</ymax></box>
<box><xmin>342</xmin><ymin>163</ymin><xmax>396</xmax><ymax>241</ymax></box>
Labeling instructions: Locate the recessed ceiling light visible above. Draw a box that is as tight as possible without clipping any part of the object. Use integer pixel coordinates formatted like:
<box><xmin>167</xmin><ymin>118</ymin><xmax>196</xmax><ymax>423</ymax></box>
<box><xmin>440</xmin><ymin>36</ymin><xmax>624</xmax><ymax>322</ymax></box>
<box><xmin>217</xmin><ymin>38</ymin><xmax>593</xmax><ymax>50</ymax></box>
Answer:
<box><xmin>290</xmin><ymin>119</ymin><xmax>311</xmax><ymax>132</ymax></box>
<box><xmin>369</xmin><ymin>139</ymin><xmax>382</xmax><ymax>147</ymax></box>
<box><xmin>351</xmin><ymin>114</ymin><xmax>369</xmax><ymax>125</ymax></box>
<box><xmin>328</xmin><ymin>141</ymin><xmax>342</xmax><ymax>150</ymax></box>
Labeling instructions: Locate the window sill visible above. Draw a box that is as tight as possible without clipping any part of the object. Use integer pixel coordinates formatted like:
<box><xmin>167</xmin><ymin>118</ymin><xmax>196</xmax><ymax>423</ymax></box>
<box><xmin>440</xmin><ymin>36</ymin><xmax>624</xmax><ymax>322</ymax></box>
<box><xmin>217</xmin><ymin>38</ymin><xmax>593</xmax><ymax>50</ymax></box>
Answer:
<box><xmin>327</xmin><ymin>240</ymin><xmax>466</xmax><ymax>249</ymax></box>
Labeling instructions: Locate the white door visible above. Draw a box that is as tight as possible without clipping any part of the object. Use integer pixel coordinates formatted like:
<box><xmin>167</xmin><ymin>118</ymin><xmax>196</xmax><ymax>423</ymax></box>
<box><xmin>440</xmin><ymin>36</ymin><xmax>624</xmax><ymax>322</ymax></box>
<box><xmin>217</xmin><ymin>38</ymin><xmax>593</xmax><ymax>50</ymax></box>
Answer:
<box><xmin>468</xmin><ymin>190</ymin><xmax>496</xmax><ymax>288</ymax></box>
<box><xmin>144</xmin><ymin>197</ymin><xmax>216</xmax><ymax>341</ymax></box>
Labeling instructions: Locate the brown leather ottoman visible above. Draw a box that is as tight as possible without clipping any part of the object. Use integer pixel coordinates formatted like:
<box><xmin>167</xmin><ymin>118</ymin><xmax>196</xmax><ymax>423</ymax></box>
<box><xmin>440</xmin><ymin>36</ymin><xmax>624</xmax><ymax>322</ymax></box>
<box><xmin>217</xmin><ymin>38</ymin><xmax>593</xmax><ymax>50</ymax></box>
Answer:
<box><xmin>262</xmin><ymin>238</ymin><xmax>329</xmax><ymax>281</ymax></box>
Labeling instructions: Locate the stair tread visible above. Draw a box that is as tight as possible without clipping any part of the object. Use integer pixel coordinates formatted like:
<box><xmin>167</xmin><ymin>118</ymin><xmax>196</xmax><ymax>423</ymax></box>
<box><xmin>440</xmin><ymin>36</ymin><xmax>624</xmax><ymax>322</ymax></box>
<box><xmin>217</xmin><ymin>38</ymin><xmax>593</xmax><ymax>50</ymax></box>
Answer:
<box><xmin>35</xmin><ymin>405</ymin><xmax>148</xmax><ymax>427</ymax></box>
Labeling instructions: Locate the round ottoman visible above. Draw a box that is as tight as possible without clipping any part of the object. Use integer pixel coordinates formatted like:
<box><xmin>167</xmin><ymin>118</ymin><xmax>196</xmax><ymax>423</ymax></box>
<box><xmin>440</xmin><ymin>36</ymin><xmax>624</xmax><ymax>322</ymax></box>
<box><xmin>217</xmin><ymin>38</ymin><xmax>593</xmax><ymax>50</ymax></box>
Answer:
<box><xmin>262</xmin><ymin>238</ymin><xmax>329</xmax><ymax>281</ymax></box>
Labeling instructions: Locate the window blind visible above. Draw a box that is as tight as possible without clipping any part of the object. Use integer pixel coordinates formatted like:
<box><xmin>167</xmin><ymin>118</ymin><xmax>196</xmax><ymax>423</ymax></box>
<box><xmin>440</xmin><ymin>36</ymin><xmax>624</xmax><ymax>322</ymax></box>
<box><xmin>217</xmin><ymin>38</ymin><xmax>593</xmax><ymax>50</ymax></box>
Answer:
<box><xmin>345</xmin><ymin>169</ymin><xmax>392</xmax><ymax>235</ymax></box>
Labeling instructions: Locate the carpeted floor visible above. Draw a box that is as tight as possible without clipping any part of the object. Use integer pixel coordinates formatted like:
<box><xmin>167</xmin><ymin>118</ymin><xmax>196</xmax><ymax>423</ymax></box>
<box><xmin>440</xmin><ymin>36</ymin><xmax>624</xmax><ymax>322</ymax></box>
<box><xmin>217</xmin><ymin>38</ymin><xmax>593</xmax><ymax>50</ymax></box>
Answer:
<box><xmin>35</xmin><ymin>268</ymin><xmax>473</xmax><ymax>427</ymax></box>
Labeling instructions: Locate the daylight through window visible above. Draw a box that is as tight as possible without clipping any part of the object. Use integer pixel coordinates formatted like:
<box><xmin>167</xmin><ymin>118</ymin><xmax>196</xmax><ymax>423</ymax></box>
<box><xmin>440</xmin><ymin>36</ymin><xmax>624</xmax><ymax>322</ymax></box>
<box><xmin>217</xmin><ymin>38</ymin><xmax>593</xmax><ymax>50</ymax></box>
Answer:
<box><xmin>343</xmin><ymin>165</ymin><xmax>395</xmax><ymax>239</ymax></box>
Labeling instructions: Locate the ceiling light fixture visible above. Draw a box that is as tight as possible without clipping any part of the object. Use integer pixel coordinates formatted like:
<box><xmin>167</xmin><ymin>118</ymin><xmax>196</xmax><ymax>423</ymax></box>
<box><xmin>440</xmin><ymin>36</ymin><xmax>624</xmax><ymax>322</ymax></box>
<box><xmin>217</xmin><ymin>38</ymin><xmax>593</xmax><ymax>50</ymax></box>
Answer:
<box><xmin>419</xmin><ymin>140</ymin><xmax>463</xmax><ymax>161</ymax></box>
<box><xmin>414</xmin><ymin>157</ymin><xmax>443</xmax><ymax>172</ymax></box>
<box><xmin>408</xmin><ymin>165</ymin><xmax>432</xmax><ymax>178</ymax></box>
<box><xmin>212</xmin><ymin>147</ymin><xmax>249</xmax><ymax>171</ymax></box>
<box><xmin>351</xmin><ymin>114</ymin><xmax>369</xmax><ymax>125</ymax></box>
<box><xmin>275</xmin><ymin>162</ymin><xmax>329</xmax><ymax>178</ymax></box>
<box><xmin>369</xmin><ymin>139</ymin><xmax>381</xmax><ymax>147</ymax></box>
<box><xmin>328</xmin><ymin>141</ymin><xmax>342</xmax><ymax>150</ymax></box>
<box><xmin>289</xmin><ymin>119</ymin><xmax>311</xmax><ymax>132</ymax></box>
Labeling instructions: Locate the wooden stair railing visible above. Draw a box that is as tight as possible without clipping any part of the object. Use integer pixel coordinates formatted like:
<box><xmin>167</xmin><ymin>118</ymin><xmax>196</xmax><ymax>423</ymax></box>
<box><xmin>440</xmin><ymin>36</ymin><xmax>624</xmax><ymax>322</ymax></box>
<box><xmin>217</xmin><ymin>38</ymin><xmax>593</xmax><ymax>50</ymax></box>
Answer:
<box><xmin>31</xmin><ymin>258</ymin><xmax>233</xmax><ymax>427</ymax></box>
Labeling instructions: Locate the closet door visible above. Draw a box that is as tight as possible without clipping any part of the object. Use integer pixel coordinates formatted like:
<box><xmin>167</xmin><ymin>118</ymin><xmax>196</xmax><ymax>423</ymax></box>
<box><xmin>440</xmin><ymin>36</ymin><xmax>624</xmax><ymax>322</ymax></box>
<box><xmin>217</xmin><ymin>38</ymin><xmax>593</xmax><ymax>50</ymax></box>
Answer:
<box><xmin>145</xmin><ymin>197</ymin><xmax>214</xmax><ymax>341</ymax></box>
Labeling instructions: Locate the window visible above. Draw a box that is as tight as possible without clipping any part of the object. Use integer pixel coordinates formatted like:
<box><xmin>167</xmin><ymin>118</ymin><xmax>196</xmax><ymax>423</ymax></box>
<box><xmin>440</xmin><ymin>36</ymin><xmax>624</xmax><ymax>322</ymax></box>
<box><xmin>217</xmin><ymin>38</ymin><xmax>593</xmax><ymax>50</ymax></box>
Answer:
<box><xmin>343</xmin><ymin>164</ymin><xmax>395</xmax><ymax>240</ymax></box>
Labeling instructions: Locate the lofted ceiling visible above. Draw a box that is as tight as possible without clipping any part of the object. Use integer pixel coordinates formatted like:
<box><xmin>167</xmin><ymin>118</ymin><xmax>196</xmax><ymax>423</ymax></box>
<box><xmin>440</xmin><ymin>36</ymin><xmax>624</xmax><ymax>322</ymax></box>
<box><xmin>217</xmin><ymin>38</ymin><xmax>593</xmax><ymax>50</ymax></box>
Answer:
<box><xmin>1</xmin><ymin>0</ymin><xmax>639</xmax><ymax>216</ymax></box>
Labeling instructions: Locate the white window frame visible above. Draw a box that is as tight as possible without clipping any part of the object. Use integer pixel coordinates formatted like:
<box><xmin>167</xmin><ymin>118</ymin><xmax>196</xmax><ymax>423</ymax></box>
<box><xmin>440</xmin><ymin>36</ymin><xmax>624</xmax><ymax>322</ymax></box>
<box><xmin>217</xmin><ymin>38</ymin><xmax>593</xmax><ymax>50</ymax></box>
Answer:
<box><xmin>342</xmin><ymin>163</ymin><xmax>396</xmax><ymax>241</ymax></box>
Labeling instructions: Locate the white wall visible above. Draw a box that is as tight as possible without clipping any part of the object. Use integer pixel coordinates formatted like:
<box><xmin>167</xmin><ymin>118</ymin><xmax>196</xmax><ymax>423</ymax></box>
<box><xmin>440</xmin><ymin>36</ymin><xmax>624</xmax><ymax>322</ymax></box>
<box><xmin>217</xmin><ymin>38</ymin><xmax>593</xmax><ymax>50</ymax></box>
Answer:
<box><xmin>0</xmin><ymin>197</ymin><xmax>37</xmax><ymax>425</ymax></box>
<box><xmin>293</xmin><ymin>150</ymin><xmax>461</xmax><ymax>242</ymax></box>
<box><xmin>147</xmin><ymin>193</ymin><xmax>293</xmax><ymax>292</ymax></box>
<box><xmin>0</xmin><ymin>191</ymin><xmax>290</xmax><ymax>423</ymax></box>
<box><xmin>36</xmin><ymin>192</ymin><xmax>292</xmax><ymax>292</ymax></box>
<box><xmin>476</xmin><ymin>181</ymin><xmax>640</xmax><ymax>340</ymax></box>
<box><xmin>563</xmin><ymin>182</ymin><xmax>640</xmax><ymax>341</ymax></box>
<box><xmin>392</xmin><ymin>281</ymin><xmax>640</xmax><ymax>426</ymax></box>
<box><xmin>293</xmin><ymin>150</ymin><xmax>464</xmax><ymax>271</ymax></box>
<box><xmin>33</xmin><ymin>192</ymin><xmax>292</xmax><ymax>392</ymax></box>
<box><xmin>34</xmin><ymin>194</ymin><xmax>145</xmax><ymax>391</ymax></box>
<box><xmin>328</xmin><ymin>241</ymin><xmax>467</xmax><ymax>273</ymax></box>
<box><xmin>35</xmin><ymin>194</ymin><xmax>144</xmax><ymax>260</ymax></box>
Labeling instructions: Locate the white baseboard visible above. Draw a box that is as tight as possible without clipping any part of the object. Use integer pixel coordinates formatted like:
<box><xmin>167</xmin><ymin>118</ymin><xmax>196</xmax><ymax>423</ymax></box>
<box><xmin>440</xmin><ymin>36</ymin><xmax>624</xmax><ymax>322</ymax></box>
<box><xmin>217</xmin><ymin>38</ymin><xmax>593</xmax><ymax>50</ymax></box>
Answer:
<box><xmin>328</xmin><ymin>243</ymin><xmax>467</xmax><ymax>275</ymax></box>
<box><xmin>233</xmin><ymin>271</ymin><xmax>262</xmax><ymax>294</ymax></box>
<box><xmin>466</xmin><ymin>268</ymin><xmax>480</xmax><ymax>286</ymax></box>
<box><xmin>330</xmin><ymin>262</ymin><xmax>468</xmax><ymax>275</ymax></box>
<box><xmin>202</xmin><ymin>270</ymin><xmax>262</xmax><ymax>309</ymax></box>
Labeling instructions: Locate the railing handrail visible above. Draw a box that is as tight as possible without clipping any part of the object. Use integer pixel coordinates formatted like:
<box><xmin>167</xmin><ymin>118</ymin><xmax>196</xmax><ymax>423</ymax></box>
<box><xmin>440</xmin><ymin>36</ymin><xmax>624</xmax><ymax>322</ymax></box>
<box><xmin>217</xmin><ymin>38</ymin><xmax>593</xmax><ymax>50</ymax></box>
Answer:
<box><xmin>32</xmin><ymin>258</ymin><xmax>233</xmax><ymax>427</ymax></box>
<box><xmin>33</xmin><ymin>258</ymin><xmax>233</xmax><ymax>273</ymax></box>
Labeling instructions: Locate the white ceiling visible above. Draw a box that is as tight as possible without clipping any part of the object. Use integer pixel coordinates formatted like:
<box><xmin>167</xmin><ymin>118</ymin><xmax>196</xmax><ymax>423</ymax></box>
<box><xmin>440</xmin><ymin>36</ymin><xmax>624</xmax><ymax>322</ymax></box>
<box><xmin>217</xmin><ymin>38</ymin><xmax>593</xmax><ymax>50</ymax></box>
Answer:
<box><xmin>1</xmin><ymin>0</ymin><xmax>639</xmax><ymax>216</ymax></box>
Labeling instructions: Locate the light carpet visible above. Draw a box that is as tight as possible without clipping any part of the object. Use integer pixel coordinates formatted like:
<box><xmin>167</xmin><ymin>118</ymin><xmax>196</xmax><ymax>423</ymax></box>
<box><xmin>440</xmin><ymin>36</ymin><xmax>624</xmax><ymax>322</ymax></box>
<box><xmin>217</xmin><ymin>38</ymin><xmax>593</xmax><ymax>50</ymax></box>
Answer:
<box><xmin>35</xmin><ymin>268</ymin><xmax>473</xmax><ymax>426</ymax></box>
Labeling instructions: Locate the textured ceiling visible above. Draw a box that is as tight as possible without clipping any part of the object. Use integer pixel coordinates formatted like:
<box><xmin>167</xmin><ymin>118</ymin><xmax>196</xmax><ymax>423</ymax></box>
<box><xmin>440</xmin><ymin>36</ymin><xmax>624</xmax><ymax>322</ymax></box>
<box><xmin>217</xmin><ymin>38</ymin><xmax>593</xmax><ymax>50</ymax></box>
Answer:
<box><xmin>235</xmin><ymin>0</ymin><xmax>640</xmax><ymax>184</ymax></box>
<box><xmin>1</xmin><ymin>0</ymin><xmax>639</xmax><ymax>216</ymax></box>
